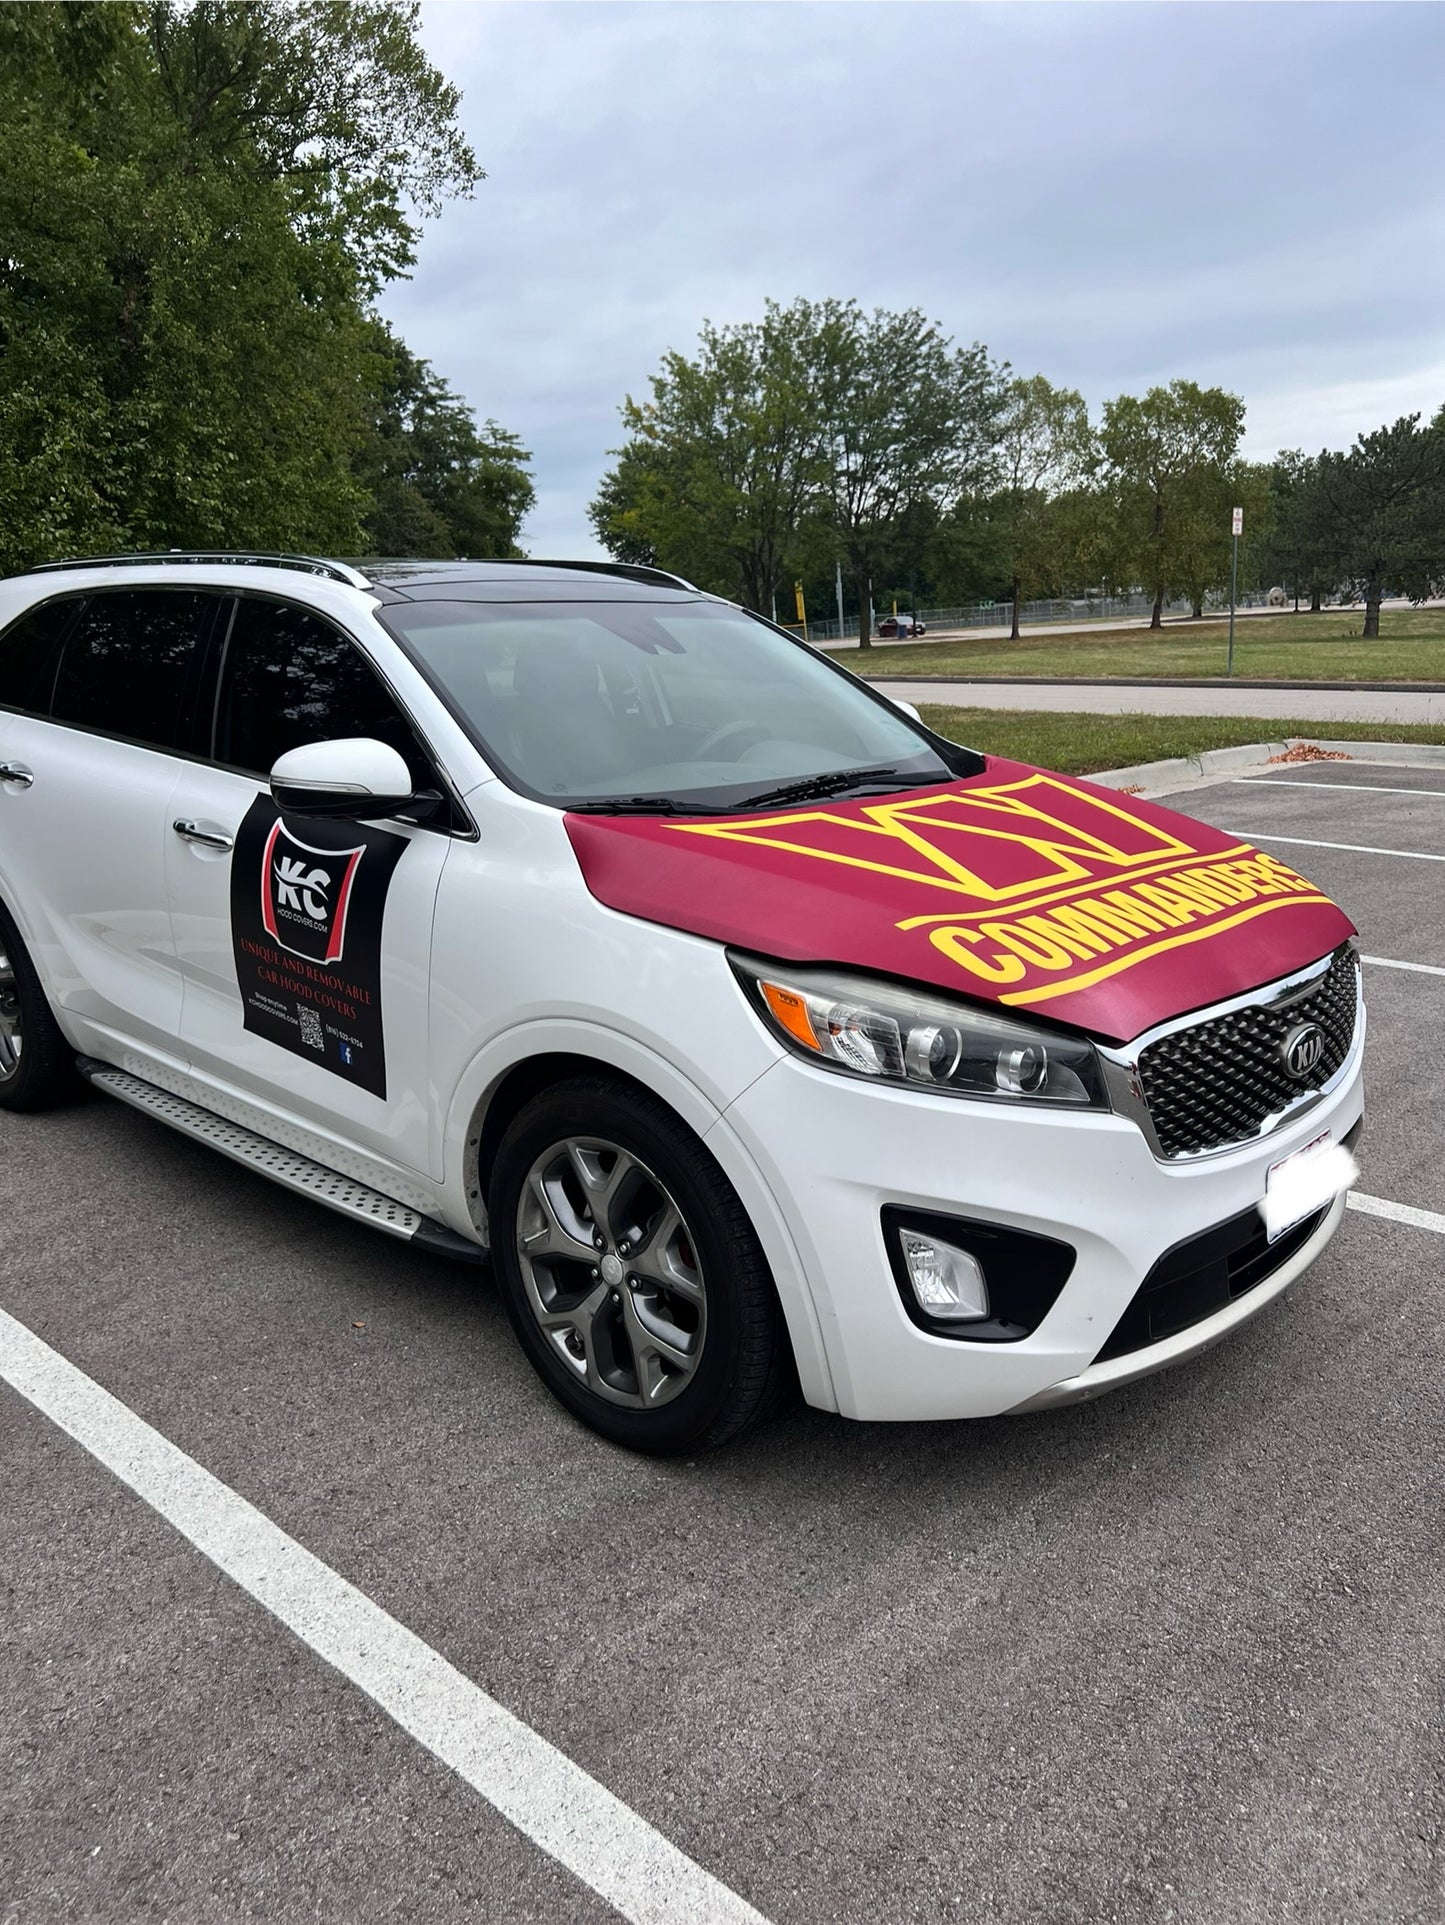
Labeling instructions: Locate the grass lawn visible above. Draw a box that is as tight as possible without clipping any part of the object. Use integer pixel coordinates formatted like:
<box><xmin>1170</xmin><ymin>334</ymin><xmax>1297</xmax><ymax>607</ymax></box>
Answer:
<box><xmin>918</xmin><ymin>705</ymin><xmax>1445</xmax><ymax>777</ymax></box>
<box><xmin>833</xmin><ymin>606</ymin><xmax>1445</xmax><ymax>683</ymax></box>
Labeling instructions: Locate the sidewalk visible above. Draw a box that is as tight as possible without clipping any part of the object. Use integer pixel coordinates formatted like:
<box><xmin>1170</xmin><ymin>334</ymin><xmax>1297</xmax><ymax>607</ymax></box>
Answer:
<box><xmin>872</xmin><ymin>678</ymin><xmax>1445</xmax><ymax>725</ymax></box>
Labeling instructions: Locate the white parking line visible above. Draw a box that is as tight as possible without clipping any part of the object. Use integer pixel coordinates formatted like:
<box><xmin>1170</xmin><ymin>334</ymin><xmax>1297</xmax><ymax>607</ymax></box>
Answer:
<box><xmin>0</xmin><ymin>1306</ymin><xmax>769</xmax><ymax>1925</ymax></box>
<box><xmin>1237</xmin><ymin>778</ymin><xmax>1445</xmax><ymax>798</ymax></box>
<box><xmin>1362</xmin><ymin>955</ymin><xmax>1445</xmax><ymax>978</ymax></box>
<box><xmin>1237</xmin><ymin>832</ymin><xmax>1445</xmax><ymax>863</ymax></box>
<box><xmin>1348</xmin><ymin>1192</ymin><xmax>1445</xmax><ymax>1237</ymax></box>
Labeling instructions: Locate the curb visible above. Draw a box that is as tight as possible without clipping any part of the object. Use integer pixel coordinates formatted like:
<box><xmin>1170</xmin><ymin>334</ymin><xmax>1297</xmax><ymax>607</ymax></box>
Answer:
<box><xmin>1086</xmin><ymin>738</ymin><xmax>1445</xmax><ymax>799</ymax></box>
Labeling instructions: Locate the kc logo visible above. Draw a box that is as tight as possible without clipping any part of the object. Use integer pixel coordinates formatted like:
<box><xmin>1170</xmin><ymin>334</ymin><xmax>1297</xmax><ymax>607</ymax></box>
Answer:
<box><xmin>273</xmin><ymin>854</ymin><xmax>332</xmax><ymax>924</ymax></box>
<box><xmin>260</xmin><ymin>819</ymin><xmax>366</xmax><ymax>965</ymax></box>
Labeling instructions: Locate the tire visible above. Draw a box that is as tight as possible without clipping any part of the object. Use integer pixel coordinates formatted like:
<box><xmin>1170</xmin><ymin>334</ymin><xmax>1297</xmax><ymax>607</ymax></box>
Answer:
<box><xmin>487</xmin><ymin>1074</ymin><xmax>792</xmax><ymax>1454</ymax></box>
<box><xmin>0</xmin><ymin>902</ymin><xmax>78</xmax><ymax>1112</ymax></box>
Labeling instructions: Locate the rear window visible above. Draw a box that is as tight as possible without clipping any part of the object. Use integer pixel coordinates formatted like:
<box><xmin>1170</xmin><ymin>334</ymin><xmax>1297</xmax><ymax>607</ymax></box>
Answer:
<box><xmin>49</xmin><ymin>589</ymin><xmax>219</xmax><ymax>753</ymax></box>
<box><xmin>0</xmin><ymin>598</ymin><xmax>77</xmax><ymax>715</ymax></box>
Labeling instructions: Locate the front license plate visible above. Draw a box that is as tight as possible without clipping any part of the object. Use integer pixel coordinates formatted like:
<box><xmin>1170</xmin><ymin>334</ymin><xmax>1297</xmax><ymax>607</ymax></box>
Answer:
<box><xmin>1263</xmin><ymin>1131</ymin><xmax>1357</xmax><ymax>1242</ymax></box>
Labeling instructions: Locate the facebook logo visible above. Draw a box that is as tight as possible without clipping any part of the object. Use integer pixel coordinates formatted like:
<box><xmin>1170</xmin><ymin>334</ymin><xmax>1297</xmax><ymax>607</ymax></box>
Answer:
<box><xmin>339</xmin><ymin>1042</ymin><xmax>354</xmax><ymax>1066</ymax></box>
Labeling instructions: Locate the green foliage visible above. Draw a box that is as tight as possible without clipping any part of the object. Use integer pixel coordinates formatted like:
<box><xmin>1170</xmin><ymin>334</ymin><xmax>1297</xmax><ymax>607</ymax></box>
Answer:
<box><xmin>1098</xmin><ymin>380</ymin><xmax>1246</xmax><ymax>625</ymax></box>
<box><xmin>591</xmin><ymin>305</ymin><xmax>829</xmax><ymax>610</ymax></box>
<box><xmin>1169</xmin><ymin>458</ymin><xmax>1273</xmax><ymax>616</ymax></box>
<box><xmin>357</xmin><ymin>325</ymin><xmax>534</xmax><ymax>557</ymax></box>
<box><xmin>1257</xmin><ymin>451</ymin><xmax>1333</xmax><ymax>609</ymax></box>
<box><xmin>589</xmin><ymin>298</ymin><xmax>1004</xmax><ymax>635</ymax></box>
<box><xmin>990</xmin><ymin>375</ymin><xmax>1096</xmax><ymax>630</ymax></box>
<box><xmin>0</xmin><ymin>1</ymin><xmax>511</xmax><ymax>574</ymax></box>
<box><xmin>1309</xmin><ymin>414</ymin><xmax>1445</xmax><ymax>634</ymax></box>
<box><xmin>803</xmin><ymin>300</ymin><xmax>1003</xmax><ymax>644</ymax></box>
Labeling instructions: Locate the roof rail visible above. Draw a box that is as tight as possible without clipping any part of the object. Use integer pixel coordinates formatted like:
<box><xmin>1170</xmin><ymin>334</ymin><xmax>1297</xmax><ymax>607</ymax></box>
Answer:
<box><xmin>23</xmin><ymin>552</ymin><xmax>372</xmax><ymax>589</ymax></box>
<box><xmin>526</xmin><ymin>558</ymin><xmax>698</xmax><ymax>591</ymax></box>
<box><xmin>357</xmin><ymin>556</ymin><xmax>698</xmax><ymax>592</ymax></box>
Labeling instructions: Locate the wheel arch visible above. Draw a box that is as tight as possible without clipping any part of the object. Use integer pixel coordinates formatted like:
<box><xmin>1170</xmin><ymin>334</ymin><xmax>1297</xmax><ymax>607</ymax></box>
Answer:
<box><xmin>441</xmin><ymin>1021</ymin><xmax>837</xmax><ymax>1412</ymax></box>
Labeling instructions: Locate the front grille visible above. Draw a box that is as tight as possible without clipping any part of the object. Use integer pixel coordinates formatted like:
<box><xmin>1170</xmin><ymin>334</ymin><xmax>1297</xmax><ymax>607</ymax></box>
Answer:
<box><xmin>1137</xmin><ymin>945</ymin><xmax>1359</xmax><ymax>1158</ymax></box>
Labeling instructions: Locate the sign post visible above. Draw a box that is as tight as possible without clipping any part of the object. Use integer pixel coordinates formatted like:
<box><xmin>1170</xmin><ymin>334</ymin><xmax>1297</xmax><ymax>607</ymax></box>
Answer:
<box><xmin>1227</xmin><ymin>506</ymin><xmax>1243</xmax><ymax>677</ymax></box>
<box><xmin>794</xmin><ymin>580</ymin><xmax>807</xmax><ymax>639</ymax></box>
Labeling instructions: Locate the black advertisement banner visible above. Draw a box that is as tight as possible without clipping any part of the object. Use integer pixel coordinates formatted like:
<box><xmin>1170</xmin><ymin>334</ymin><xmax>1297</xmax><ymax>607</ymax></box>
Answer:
<box><xmin>229</xmin><ymin>796</ymin><xmax>407</xmax><ymax>1099</ymax></box>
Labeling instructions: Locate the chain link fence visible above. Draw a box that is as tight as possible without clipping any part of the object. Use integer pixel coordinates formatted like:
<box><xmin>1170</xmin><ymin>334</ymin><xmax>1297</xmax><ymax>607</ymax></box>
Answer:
<box><xmin>795</xmin><ymin>588</ymin><xmax>1281</xmax><ymax>646</ymax></box>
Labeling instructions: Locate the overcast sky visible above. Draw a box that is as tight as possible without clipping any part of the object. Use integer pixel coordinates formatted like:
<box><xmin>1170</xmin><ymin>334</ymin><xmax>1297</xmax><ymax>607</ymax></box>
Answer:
<box><xmin>379</xmin><ymin>1</ymin><xmax>1445</xmax><ymax>557</ymax></box>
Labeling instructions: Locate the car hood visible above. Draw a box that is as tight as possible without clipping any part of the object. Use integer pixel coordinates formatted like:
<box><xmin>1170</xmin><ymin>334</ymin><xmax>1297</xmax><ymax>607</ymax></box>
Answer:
<box><xmin>563</xmin><ymin>758</ymin><xmax>1355</xmax><ymax>1046</ymax></box>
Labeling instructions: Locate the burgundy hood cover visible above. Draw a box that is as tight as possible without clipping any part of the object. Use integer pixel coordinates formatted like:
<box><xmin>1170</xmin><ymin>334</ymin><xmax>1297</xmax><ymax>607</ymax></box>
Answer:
<box><xmin>564</xmin><ymin>759</ymin><xmax>1355</xmax><ymax>1045</ymax></box>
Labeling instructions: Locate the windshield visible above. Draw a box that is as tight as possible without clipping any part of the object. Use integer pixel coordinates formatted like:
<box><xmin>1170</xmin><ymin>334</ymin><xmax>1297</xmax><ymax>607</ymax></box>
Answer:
<box><xmin>379</xmin><ymin>598</ymin><xmax>979</xmax><ymax>809</ymax></box>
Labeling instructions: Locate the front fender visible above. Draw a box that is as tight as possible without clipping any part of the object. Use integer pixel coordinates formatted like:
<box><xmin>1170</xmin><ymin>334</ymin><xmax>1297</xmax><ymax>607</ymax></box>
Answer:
<box><xmin>438</xmin><ymin>1015</ymin><xmax>837</xmax><ymax>1413</ymax></box>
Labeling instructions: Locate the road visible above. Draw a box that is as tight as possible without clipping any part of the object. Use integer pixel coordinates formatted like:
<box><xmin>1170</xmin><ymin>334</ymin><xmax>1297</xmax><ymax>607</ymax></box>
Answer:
<box><xmin>873</xmin><ymin>678</ymin><xmax>1445</xmax><ymax>724</ymax></box>
<box><xmin>824</xmin><ymin>595</ymin><xmax>1443</xmax><ymax>650</ymax></box>
<box><xmin>4</xmin><ymin>764</ymin><xmax>1444</xmax><ymax>1925</ymax></box>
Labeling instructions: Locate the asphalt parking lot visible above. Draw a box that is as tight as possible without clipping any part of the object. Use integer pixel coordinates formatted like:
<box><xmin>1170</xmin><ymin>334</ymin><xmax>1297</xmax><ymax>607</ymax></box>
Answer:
<box><xmin>4</xmin><ymin>758</ymin><xmax>1444</xmax><ymax>1925</ymax></box>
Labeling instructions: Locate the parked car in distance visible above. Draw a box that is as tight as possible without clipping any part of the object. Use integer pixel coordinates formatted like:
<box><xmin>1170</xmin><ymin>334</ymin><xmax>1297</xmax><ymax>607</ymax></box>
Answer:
<box><xmin>0</xmin><ymin>552</ymin><xmax>1363</xmax><ymax>1455</ymax></box>
<box><xmin>877</xmin><ymin>614</ymin><xmax>926</xmax><ymax>638</ymax></box>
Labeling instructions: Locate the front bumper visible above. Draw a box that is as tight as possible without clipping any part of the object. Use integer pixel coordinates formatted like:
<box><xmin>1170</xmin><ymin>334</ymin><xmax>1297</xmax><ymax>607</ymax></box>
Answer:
<box><xmin>715</xmin><ymin>1027</ymin><xmax>1365</xmax><ymax>1423</ymax></box>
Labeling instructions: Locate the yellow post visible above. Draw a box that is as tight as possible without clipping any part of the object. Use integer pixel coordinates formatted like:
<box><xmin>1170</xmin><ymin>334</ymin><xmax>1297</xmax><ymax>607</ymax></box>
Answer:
<box><xmin>794</xmin><ymin>581</ymin><xmax>807</xmax><ymax>635</ymax></box>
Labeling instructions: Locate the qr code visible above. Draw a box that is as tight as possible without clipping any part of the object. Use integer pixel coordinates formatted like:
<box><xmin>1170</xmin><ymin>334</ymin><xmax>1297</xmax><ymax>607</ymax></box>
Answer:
<box><xmin>297</xmin><ymin>1005</ymin><xmax>325</xmax><ymax>1052</ymax></box>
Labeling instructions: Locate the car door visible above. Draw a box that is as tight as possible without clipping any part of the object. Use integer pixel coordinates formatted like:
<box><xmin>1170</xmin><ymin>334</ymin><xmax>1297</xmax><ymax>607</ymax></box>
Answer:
<box><xmin>165</xmin><ymin>593</ymin><xmax>451</xmax><ymax>1179</ymax></box>
<box><xmin>0</xmin><ymin>586</ymin><xmax>223</xmax><ymax>1063</ymax></box>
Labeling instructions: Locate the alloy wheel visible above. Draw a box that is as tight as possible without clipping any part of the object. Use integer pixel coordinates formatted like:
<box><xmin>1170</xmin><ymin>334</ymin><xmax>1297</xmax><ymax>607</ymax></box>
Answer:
<box><xmin>0</xmin><ymin>942</ymin><xmax>21</xmax><ymax>1082</ymax></box>
<box><xmin>515</xmin><ymin>1136</ymin><xmax>707</xmax><ymax>1410</ymax></box>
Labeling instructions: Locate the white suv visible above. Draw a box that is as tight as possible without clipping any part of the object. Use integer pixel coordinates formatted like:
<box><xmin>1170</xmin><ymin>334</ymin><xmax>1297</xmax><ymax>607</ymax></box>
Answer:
<box><xmin>0</xmin><ymin>554</ymin><xmax>1364</xmax><ymax>1452</ymax></box>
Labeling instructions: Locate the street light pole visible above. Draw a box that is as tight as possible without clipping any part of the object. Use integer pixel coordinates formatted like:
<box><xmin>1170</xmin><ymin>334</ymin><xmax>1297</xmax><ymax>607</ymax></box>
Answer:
<box><xmin>835</xmin><ymin>559</ymin><xmax>845</xmax><ymax>640</ymax></box>
<box><xmin>1227</xmin><ymin>505</ymin><xmax>1243</xmax><ymax>677</ymax></box>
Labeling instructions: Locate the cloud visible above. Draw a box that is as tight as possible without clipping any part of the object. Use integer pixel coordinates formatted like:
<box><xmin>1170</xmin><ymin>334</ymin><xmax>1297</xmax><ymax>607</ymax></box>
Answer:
<box><xmin>380</xmin><ymin>1</ymin><xmax>1445</xmax><ymax>554</ymax></box>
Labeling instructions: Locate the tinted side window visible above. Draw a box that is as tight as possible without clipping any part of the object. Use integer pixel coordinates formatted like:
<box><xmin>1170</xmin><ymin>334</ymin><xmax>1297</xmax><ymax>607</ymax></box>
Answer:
<box><xmin>215</xmin><ymin>597</ymin><xmax>429</xmax><ymax>784</ymax></box>
<box><xmin>50</xmin><ymin>590</ymin><xmax>218</xmax><ymax>752</ymax></box>
<box><xmin>0</xmin><ymin>597</ymin><xmax>78</xmax><ymax>714</ymax></box>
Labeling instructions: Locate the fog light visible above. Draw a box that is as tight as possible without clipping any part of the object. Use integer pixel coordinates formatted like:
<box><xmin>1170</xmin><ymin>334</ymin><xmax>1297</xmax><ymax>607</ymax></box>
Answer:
<box><xmin>898</xmin><ymin>1230</ymin><xmax>989</xmax><ymax>1321</ymax></box>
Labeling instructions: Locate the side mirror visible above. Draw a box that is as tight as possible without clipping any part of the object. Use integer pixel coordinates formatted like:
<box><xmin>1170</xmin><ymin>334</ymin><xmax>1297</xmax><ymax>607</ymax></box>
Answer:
<box><xmin>269</xmin><ymin>738</ymin><xmax>423</xmax><ymax>820</ymax></box>
<box><xmin>891</xmin><ymin>697</ymin><xmax>923</xmax><ymax>723</ymax></box>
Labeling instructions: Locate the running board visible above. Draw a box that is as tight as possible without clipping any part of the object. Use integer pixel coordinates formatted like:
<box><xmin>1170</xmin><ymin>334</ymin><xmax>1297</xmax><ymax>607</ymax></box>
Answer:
<box><xmin>76</xmin><ymin>1057</ymin><xmax>485</xmax><ymax>1265</ymax></box>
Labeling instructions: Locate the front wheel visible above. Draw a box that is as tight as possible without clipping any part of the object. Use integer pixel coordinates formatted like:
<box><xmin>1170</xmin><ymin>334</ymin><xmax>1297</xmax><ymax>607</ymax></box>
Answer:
<box><xmin>488</xmin><ymin>1075</ymin><xmax>791</xmax><ymax>1453</ymax></box>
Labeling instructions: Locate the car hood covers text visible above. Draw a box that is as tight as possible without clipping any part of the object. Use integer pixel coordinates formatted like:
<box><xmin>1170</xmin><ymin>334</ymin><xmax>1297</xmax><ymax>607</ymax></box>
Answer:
<box><xmin>564</xmin><ymin>759</ymin><xmax>1356</xmax><ymax>1045</ymax></box>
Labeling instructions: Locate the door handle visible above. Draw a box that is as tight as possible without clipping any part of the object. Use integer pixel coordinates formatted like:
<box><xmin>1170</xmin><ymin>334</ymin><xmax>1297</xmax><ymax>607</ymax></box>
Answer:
<box><xmin>0</xmin><ymin>762</ymin><xmax>34</xmax><ymax>788</ymax></box>
<box><xmin>173</xmin><ymin>818</ymin><xmax>234</xmax><ymax>852</ymax></box>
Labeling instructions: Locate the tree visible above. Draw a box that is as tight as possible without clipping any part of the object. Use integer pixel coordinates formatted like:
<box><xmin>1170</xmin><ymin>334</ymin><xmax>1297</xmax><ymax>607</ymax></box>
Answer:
<box><xmin>805</xmin><ymin>301</ymin><xmax>1004</xmax><ymax>649</ymax></box>
<box><xmin>589</xmin><ymin>304</ymin><xmax>827</xmax><ymax>613</ymax></box>
<box><xmin>991</xmin><ymin>376</ymin><xmax>1095</xmax><ymax>637</ymax></box>
<box><xmin>1099</xmin><ymin>381</ymin><xmax>1246</xmax><ymax>628</ymax></box>
<box><xmin>1259</xmin><ymin>452</ymin><xmax>1336</xmax><ymax>613</ymax></box>
<box><xmin>1169</xmin><ymin>458</ymin><xmax>1273</xmax><ymax>619</ymax></box>
<box><xmin>1308</xmin><ymin>413</ymin><xmax>1445</xmax><ymax>636</ymax></box>
<box><xmin>356</xmin><ymin>326</ymin><xmax>534</xmax><ymax>557</ymax></box>
<box><xmin>0</xmin><ymin>2</ymin><xmax>486</xmax><ymax>571</ymax></box>
<box><xmin>587</xmin><ymin>443</ymin><xmax>664</xmax><ymax>568</ymax></box>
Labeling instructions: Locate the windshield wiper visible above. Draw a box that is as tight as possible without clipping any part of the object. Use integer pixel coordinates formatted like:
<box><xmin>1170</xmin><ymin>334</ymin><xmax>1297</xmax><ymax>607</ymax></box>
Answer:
<box><xmin>729</xmin><ymin>766</ymin><xmax>925</xmax><ymax>811</ymax></box>
<box><xmin>568</xmin><ymin>795</ymin><xmax>727</xmax><ymax>816</ymax></box>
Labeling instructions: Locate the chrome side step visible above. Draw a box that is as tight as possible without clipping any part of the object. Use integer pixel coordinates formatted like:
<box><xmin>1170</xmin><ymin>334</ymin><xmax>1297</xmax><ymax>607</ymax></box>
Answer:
<box><xmin>76</xmin><ymin>1057</ymin><xmax>484</xmax><ymax>1265</ymax></box>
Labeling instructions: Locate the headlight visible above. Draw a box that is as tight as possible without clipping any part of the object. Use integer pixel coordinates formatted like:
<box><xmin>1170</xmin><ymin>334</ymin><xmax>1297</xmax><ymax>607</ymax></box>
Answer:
<box><xmin>730</xmin><ymin>953</ymin><xmax>1108</xmax><ymax>1109</ymax></box>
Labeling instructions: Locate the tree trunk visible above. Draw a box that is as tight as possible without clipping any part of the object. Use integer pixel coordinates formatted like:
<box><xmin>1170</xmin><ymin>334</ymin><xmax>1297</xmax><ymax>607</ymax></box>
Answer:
<box><xmin>1363</xmin><ymin>592</ymin><xmax>1381</xmax><ymax>639</ymax></box>
<box><xmin>1191</xmin><ymin>597</ymin><xmax>1203</xmax><ymax>619</ymax></box>
<box><xmin>1150</xmin><ymin>588</ymin><xmax>1164</xmax><ymax>630</ymax></box>
<box><xmin>855</xmin><ymin>569</ymin><xmax>872</xmax><ymax>650</ymax></box>
<box><xmin>1309</xmin><ymin>586</ymin><xmax>1321</xmax><ymax>613</ymax></box>
<box><xmin>1010</xmin><ymin>575</ymin><xmax>1021</xmax><ymax>642</ymax></box>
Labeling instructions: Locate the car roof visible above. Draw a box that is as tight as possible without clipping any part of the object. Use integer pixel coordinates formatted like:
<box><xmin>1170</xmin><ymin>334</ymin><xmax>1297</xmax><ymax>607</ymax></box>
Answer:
<box><xmin>11</xmin><ymin>552</ymin><xmax>705</xmax><ymax>606</ymax></box>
